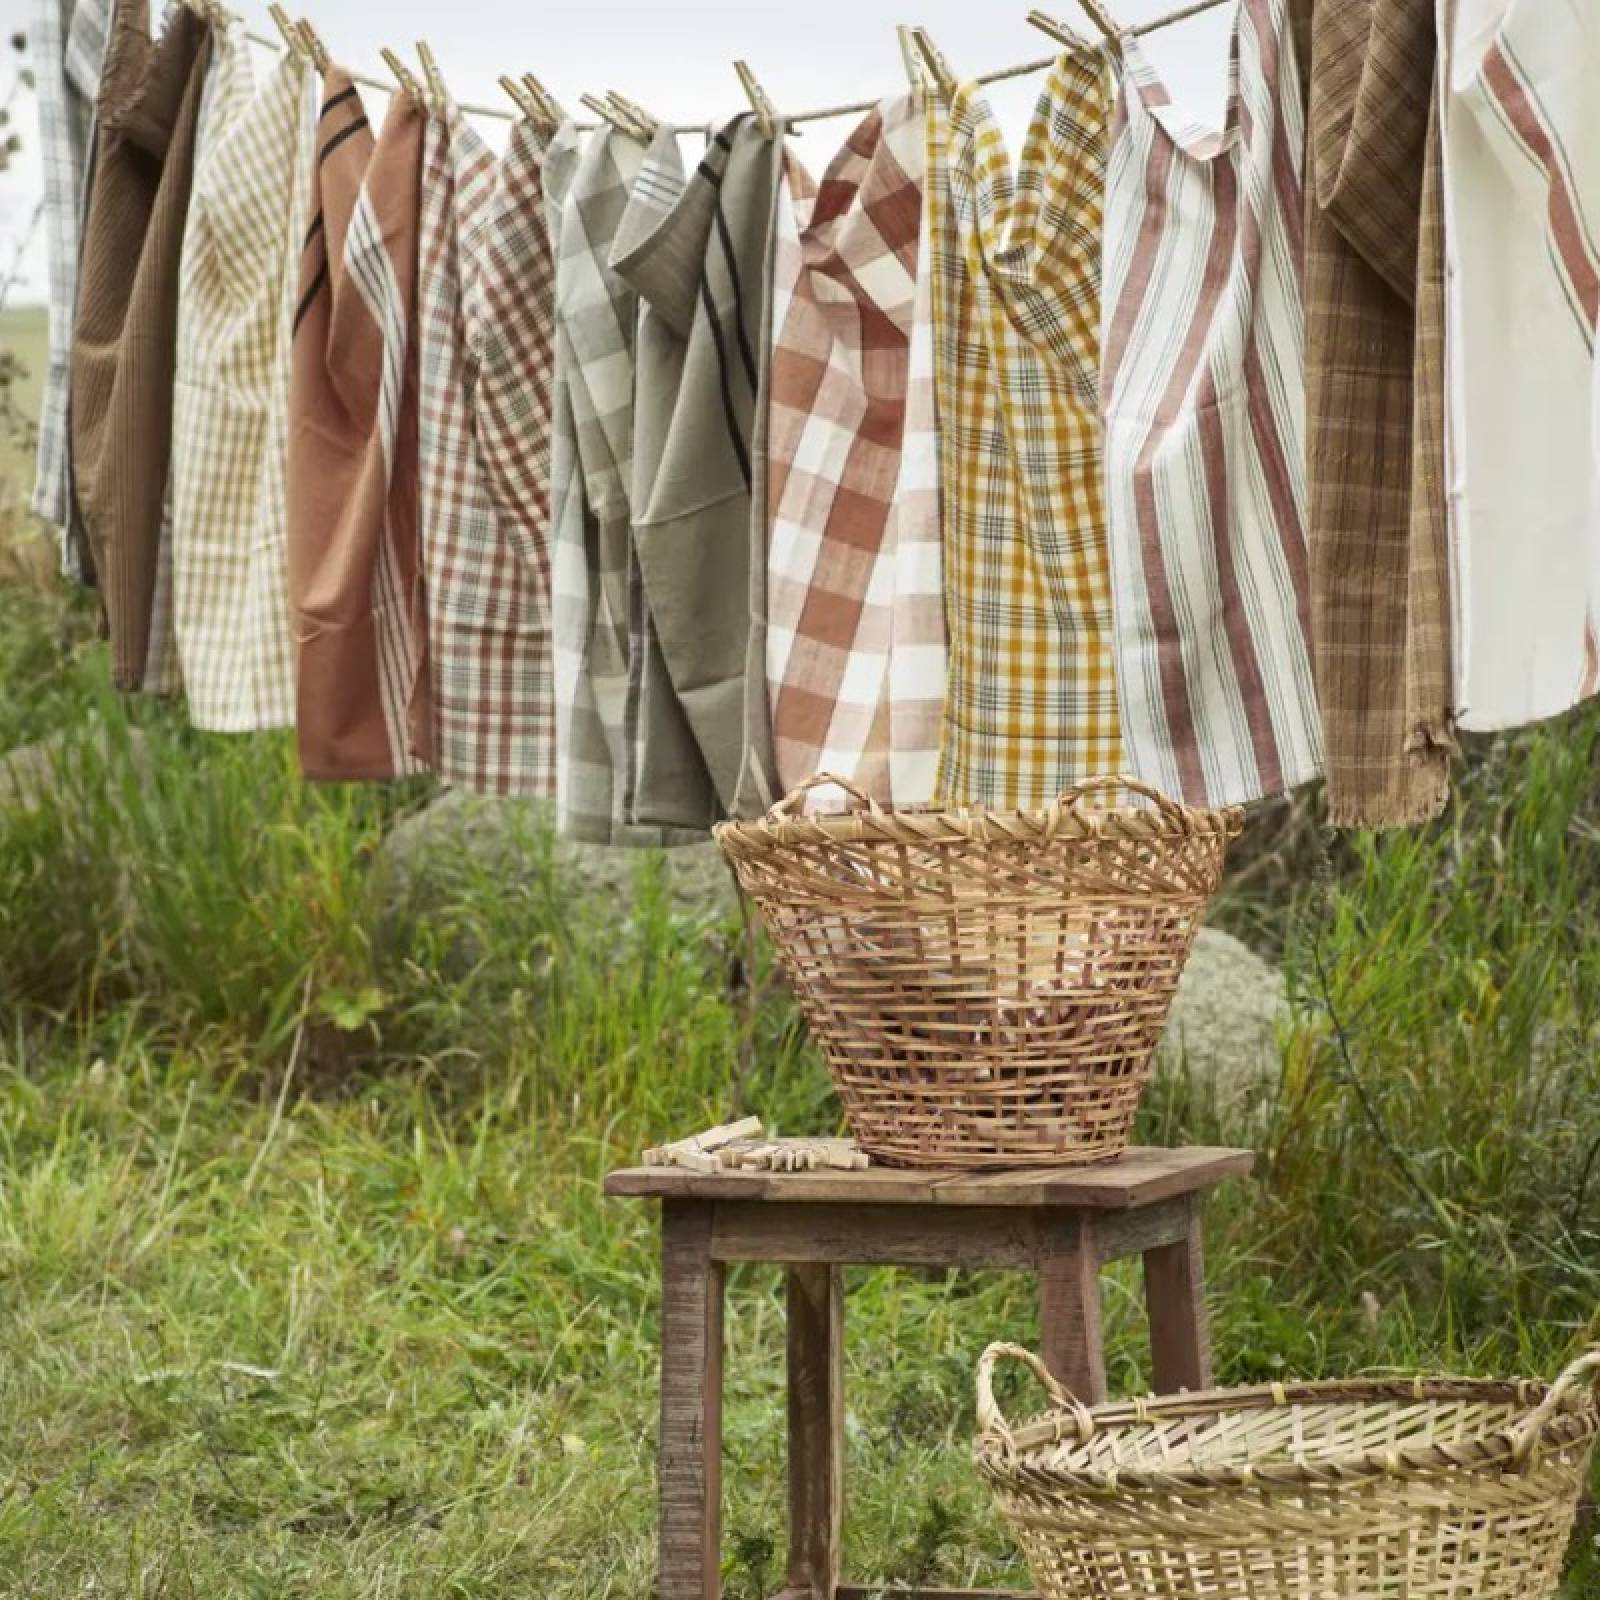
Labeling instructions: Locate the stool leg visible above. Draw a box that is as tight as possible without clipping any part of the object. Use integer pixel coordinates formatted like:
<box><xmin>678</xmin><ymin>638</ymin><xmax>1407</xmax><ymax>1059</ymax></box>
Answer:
<box><xmin>660</xmin><ymin>1200</ymin><xmax>725</xmax><ymax>1600</ymax></box>
<box><xmin>1143</xmin><ymin>1194</ymin><xmax>1212</xmax><ymax>1393</ymax></box>
<box><xmin>786</xmin><ymin>1264</ymin><xmax>844</xmax><ymax>1599</ymax></box>
<box><xmin>1037</xmin><ymin>1213</ymin><xmax>1107</xmax><ymax>1404</ymax></box>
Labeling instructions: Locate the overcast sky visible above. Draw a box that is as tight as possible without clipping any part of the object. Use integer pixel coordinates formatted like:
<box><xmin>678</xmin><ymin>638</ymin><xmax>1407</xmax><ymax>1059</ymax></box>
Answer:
<box><xmin>1</xmin><ymin>0</ymin><xmax>1235</xmax><ymax>306</ymax></box>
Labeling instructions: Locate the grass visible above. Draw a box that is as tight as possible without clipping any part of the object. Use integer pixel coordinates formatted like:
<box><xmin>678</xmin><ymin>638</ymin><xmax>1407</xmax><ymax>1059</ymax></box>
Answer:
<box><xmin>4</xmin><ymin>466</ymin><xmax>1600</xmax><ymax>1591</ymax></box>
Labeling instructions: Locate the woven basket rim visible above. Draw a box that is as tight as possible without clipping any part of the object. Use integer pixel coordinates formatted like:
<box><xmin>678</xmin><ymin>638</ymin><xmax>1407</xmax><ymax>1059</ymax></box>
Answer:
<box><xmin>974</xmin><ymin>1372</ymin><xmax>1600</xmax><ymax>1495</ymax></box>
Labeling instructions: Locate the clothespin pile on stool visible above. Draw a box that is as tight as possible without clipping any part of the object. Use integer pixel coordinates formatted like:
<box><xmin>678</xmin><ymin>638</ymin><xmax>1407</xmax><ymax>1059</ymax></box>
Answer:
<box><xmin>643</xmin><ymin>1118</ymin><xmax>870</xmax><ymax>1173</ymax></box>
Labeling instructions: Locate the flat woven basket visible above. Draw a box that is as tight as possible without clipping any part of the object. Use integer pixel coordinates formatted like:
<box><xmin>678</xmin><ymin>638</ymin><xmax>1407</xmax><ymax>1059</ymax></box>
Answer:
<box><xmin>973</xmin><ymin>1342</ymin><xmax>1600</xmax><ymax>1600</ymax></box>
<box><xmin>714</xmin><ymin>774</ymin><xmax>1243</xmax><ymax>1168</ymax></box>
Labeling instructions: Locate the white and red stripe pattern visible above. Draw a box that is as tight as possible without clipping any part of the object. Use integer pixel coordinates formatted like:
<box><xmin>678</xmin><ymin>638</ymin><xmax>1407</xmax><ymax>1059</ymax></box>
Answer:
<box><xmin>1441</xmin><ymin>0</ymin><xmax>1600</xmax><ymax>730</ymax></box>
<box><xmin>1099</xmin><ymin>0</ymin><xmax>1321</xmax><ymax>808</ymax></box>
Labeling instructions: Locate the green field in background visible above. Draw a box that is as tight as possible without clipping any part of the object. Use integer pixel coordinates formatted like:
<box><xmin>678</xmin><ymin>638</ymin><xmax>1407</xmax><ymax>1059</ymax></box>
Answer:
<box><xmin>1</xmin><ymin>303</ymin><xmax>49</xmax><ymax>496</ymax></box>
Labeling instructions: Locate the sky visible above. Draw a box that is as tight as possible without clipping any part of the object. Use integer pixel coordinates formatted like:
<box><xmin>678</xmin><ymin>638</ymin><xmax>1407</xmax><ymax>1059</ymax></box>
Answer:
<box><xmin>0</xmin><ymin>0</ymin><xmax>1235</xmax><ymax>306</ymax></box>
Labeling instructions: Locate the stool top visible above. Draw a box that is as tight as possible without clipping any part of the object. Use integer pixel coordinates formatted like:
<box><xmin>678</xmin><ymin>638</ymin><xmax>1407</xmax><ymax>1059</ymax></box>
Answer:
<box><xmin>604</xmin><ymin>1144</ymin><xmax>1253</xmax><ymax>1210</ymax></box>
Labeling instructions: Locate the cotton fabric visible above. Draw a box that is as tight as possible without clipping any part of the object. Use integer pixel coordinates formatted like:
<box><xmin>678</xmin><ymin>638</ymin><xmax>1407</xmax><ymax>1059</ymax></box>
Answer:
<box><xmin>1101</xmin><ymin>0</ymin><xmax>1320</xmax><ymax>809</ymax></box>
<box><xmin>169</xmin><ymin>23</ymin><xmax>314</xmax><ymax>730</ymax></box>
<box><xmin>612</xmin><ymin>115</ymin><xmax>784</xmax><ymax>828</ymax></box>
<box><xmin>765</xmin><ymin>93</ymin><xmax>946</xmax><ymax>809</ymax></box>
<box><xmin>30</xmin><ymin>0</ymin><xmax>111</xmax><ymax>576</ymax></box>
<box><xmin>1303</xmin><ymin>0</ymin><xmax>1451</xmax><ymax>827</ymax></box>
<box><xmin>70</xmin><ymin>0</ymin><xmax>211</xmax><ymax>693</ymax></box>
<box><xmin>1441</xmin><ymin>0</ymin><xmax>1600</xmax><ymax>731</ymax></box>
<box><xmin>926</xmin><ymin>55</ymin><xmax>1121</xmax><ymax>811</ymax></box>
<box><xmin>287</xmin><ymin>73</ymin><xmax>428</xmax><ymax>780</ymax></box>
<box><xmin>416</xmin><ymin>99</ymin><xmax>559</xmax><ymax>794</ymax></box>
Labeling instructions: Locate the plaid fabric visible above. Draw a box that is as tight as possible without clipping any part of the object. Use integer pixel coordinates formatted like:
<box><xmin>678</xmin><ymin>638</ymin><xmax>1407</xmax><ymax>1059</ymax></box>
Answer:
<box><xmin>1102</xmin><ymin>0</ymin><xmax>1320</xmax><ymax>809</ymax></box>
<box><xmin>287</xmin><ymin>73</ymin><xmax>429</xmax><ymax>780</ymax></box>
<box><xmin>1304</xmin><ymin>0</ymin><xmax>1451</xmax><ymax>826</ymax></box>
<box><xmin>548</xmin><ymin>126</ymin><xmax>701</xmax><ymax>845</ymax></box>
<box><xmin>765</xmin><ymin>92</ymin><xmax>945</xmax><ymax>809</ymax></box>
<box><xmin>71</xmin><ymin>0</ymin><xmax>211</xmax><ymax>693</ymax></box>
<box><xmin>614</xmin><ymin>115</ymin><xmax>783</xmax><ymax>829</ymax></box>
<box><xmin>1441</xmin><ymin>0</ymin><xmax>1600</xmax><ymax>731</ymax></box>
<box><xmin>29</xmin><ymin>0</ymin><xmax>110</xmax><ymax>568</ymax></box>
<box><xmin>416</xmin><ymin>102</ymin><xmax>554</xmax><ymax>793</ymax></box>
<box><xmin>926</xmin><ymin>56</ymin><xmax>1121</xmax><ymax>810</ymax></box>
<box><xmin>170</xmin><ymin>24</ymin><xmax>314</xmax><ymax>731</ymax></box>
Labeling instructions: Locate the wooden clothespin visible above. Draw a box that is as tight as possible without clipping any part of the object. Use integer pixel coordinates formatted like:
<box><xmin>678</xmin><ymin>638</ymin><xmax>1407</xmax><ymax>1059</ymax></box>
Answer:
<box><xmin>267</xmin><ymin>2</ymin><xmax>305</xmax><ymax>55</ymax></box>
<box><xmin>295</xmin><ymin>17</ymin><xmax>329</xmax><ymax>73</ymax></box>
<box><xmin>380</xmin><ymin>47</ymin><xmax>423</xmax><ymax>102</ymax></box>
<box><xmin>1026</xmin><ymin>9</ymin><xmax>1091</xmax><ymax>49</ymax></box>
<box><xmin>580</xmin><ymin>93</ymin><xmax>636</xmax><ymax>137</ymax></box>
<box><xmin>523</xmin><ymin>72</ymin><xmax>566</xmax><ymax>128</ymax></box>
<box><xmin>499</xmin><ymin>73</ymin><xmax>540</xmax><ymax>122</ymax></box>
<box><xmin>896</xmin><ymin>24</ymin><xmax>926</xmax><ymax>90</ymax></box>
<box><xmin>1072</xmin><ymin>0</ymin><xmax>1122</xmax><ymax>39</ymax></box>
<box><xmin>608</xmin><ymin>91</ymin><xmax>660</xmax><ymax>141</ymax></box>
<box><xmin>911</xmin><ymin>26</ymin><xmax>955</xmax><ymax>95</ymax></box>
<box><xmin>732</xmin><ymin>60</ymin><xmax>777</xmax><ymax>140</ymax></box>
<box><xmin>414</xmin><ymin>39</ymin><xmax>447</xmax><ymax>109</ymax></box>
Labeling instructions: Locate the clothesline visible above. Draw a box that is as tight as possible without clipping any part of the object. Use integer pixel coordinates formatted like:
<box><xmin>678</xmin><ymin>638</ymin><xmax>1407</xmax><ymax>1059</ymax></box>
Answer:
<box><xmin>239</xmin><ymin>0</ymin><xmax>1233</xmax><ymax>128</ymax></box>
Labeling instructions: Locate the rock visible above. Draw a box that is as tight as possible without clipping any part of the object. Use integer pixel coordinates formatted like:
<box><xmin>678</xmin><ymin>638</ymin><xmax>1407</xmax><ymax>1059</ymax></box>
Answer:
<box><xmin>1156</xmin><ymin>927</ymin><xmax>1287</xmax><ymax>1117</ymax></box>
<box><xmin>373</xmin><ymin>789</ymin><xmax>739</xmax><ymax>959</ymax></box>
<box><xmin>0</xmin><ymin>724</ymin><xmax>153</xmax><ymax>814</ymax></box>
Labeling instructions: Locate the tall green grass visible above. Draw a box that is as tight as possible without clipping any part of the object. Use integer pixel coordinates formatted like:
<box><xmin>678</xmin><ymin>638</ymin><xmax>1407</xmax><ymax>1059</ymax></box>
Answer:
<box><xmin>4</xmin><ymin>578</ymin><xmax>1600</xmax><ymax>1594</ymax></box>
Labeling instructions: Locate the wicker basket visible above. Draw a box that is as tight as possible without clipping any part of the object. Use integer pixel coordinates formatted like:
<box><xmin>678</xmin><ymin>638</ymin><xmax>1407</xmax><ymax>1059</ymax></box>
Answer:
<box><xmin>973</xmin><ymin>1342</ymin><xmax>1600</xmax><ymax>1600</ymax></box>
<box><xmin>714</xmin><ymin>774</ymin><xmax>1242</xmax><ymax>1168</ymax></box>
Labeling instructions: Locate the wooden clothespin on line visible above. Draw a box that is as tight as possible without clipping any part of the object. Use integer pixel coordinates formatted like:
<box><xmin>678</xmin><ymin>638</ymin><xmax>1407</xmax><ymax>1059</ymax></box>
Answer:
<box><xmin>295</xmin><ymin>16</ymin><xmax>330</xmax><ymax>73</ymax></box>
<box><xmin>1071</xmin><ymin>0</ymin><xmax>1123</xmax><ymax>40</ymax></box>
<box><xmin>896</xmin><ymin>23</ymin><xmax>926</xmax><ymax>90</ymax></box>
<box><xmin>266</xmin><ymin>2</ymin><xmax>306</xmax><ymax>56</ymax></box>
<box><xmin>1026</xmin><ymin>9</ymin><xmax>1092</xmax><ymax>51</ymax></box>
<box><xmin>414</xmin><ymin>39</ymin><xmax>447</xmax><ymax>110</ymax></box>
<box><xmin>733</xmin><ymin>60</ymin><xmax>777</xmax><ymax>140</ymax></box>
<box><xmin>910</xmin><ymin>26</ymin><xmax>955</xmax><ymax>96</ymax></box>
<box><xmin>579</xmin><ymin>92</ymin><xmax>646</xmax><ymax>140</ymax></box>
<box><xmin>523</xmin><ymin>72</ymin><xmax>567</xmax><ymax>129</ymax></box>
<box><xmin>380</xmin><ymin>47</ymin><xmax>423</xmax><ymax>103</ymax></box>
<box><xmin>499</xmin><ymin>73</ymin><xmax>541</xmax><ymax>123</ymax></box>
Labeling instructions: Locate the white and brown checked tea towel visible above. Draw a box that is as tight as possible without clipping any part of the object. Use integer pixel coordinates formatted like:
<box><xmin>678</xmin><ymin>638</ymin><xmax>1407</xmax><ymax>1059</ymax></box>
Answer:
<box><xmin>287</xmin><ymin>71</ymin><xmax>428</xmax><ymax>781</ymax></box>
<box><xmin>70</xmin><ymin>0</ymin><xmax>210</xmax><ymax>694</ymax></box>
<box><xmin>1441</xmin><ymin>0</ymin><xmax>1600</xmax><ymax>732</ymax></box>
<box><xmin>1303</xmin><ymin>0</ymin><xmax>1452</xmax><ymax>827</ymax></box>
<box><xmin>548</xmin><ymin>125</ymin><xmax>705</xmax><ymax>846</ymax></box>
<box><xmin>170</xmin><ymin>18</ymin><xmax>316</xmax><ymax>731</ymax></box>
<box><xmin>1101</xmin><ymin>0</ymin><xmax>1321</xmax><ymax>809</ymax></box>
<box><xmin>415</xmin><ymin>97</ymin><xmax>559</xmax><ymax>795</ymax></box>
<box><xmin>611</xmin><ymin>115</ymin><xmax>785</xmax><ymax>830</ymax></box>
<box><xmin>927</xmin><ymin>55</ymin><xmax>1121</xmax><ymax>811</ymax></box>
<box><xmin>30</xmin><ymin>0</ymin><xmax>111</xmax><ymax>576</ymax></box>
<box><xmin>764</xmin><ymin>92</ymin><xmax>945</xmax><ymax>809</ymax></box>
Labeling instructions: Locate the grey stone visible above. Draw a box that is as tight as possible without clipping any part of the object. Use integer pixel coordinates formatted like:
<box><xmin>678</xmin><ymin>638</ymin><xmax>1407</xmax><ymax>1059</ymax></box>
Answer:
<box><xmin>0</xmin><ymin>724</ymin><xmax>152</xmax><ymax>813</ymax></box>
<box><xmin>1156</xmin><ymin>926</ymin><xmax>1286</xmax><ymax>1118</ymax></box>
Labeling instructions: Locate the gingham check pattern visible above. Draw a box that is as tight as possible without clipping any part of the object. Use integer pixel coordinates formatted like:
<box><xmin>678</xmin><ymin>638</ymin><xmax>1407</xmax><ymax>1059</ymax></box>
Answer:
<box><xmin>926</xmin><ymin>56</ymin><xmax>1122</xmax><ymax>810</ymax></box>
<box><xmin>29</xmin><ymin>0</ymin><xmax>110</xmax><ymax>566</ymax></box>
<box><xmin>765</xmin><ymin>92</ymin><xmax>946</xmax><ymax>809</ymax></box>
<box><xmin>415</xmin><ymin>104</ymin><xmax>558</xmax><ymax>795</ymax></box>
<box><xmin>171</xmin><ymin>25</ymin><xmax>315</xmax><ymax>730</ymax></box>
<box><xmin>548</xmin><ymin>127</ymin><xmax>700</xmax><ymax>845</ymax></box>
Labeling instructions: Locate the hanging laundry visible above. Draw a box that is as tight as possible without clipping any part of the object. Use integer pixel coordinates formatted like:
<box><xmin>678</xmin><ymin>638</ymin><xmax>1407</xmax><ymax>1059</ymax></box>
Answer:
<box><xmin>70</xmin><ymin>0</ymin><xmax>210</xmax><ymax>694</ymax></box>
<box><xmin>764</xmin><ymin>93</ymin><xmax>945</xmax><ymax>809</ymax></box>
<box><xmin>611</xmin><ymin>114</ymin><xmax>785</xmax><ymax>828</ymax></box>
<box><xmin>30</xmin><ymin>0</ymin><xmax>111</xmax><ymax>580</ymax></box>
<box><xmin>1441</xmin><ymin>0</ymin><xmax>1600</xmax><ymax>731</ymax></box>
<box><xmin>1100</xmin><ymin>0</ymin><xmax>1320</xmax><ymax>810</ymax></box>
<box><xmin>415</xmin><ymin>96</ymin><xmax>559</xmax><ymax>795</ymax></box>
<box><xmin>170</xmin><ymin>17</ymin><xmax>316</xmax><ymax>730</ymax></box>
<box><xmin>548</xmin><ymin>125</ymin><xmax>704</xmax><ymax>845</ymax></box>
<box><xmin>1302</xmin><ymin>0</ymin><xmax>1452</xmax><ymax>827</ymax></box>
<box><xmin>287</xmin><ymin>71</ymin><xmax>428</xmax><ymax>781</ymax></box>
<box><xmin>926</xmin><ymin>55</ymin><xmax>1121</xmax><ymax>811</ymax></box>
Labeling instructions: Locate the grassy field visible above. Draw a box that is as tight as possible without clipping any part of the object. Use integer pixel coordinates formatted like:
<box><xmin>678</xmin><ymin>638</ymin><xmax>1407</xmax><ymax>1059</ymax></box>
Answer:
<box><xmin>4</xmin><ymin>372</ymin><xmax>1600</xmax><ymax>1592</ymax></box>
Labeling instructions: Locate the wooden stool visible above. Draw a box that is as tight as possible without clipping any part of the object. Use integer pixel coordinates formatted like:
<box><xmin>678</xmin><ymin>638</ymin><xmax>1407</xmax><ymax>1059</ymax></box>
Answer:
<box><xmin>606</xmin><ymin>1144</ymin><xmax>1253</xmax><ymax>1600</ymax></box>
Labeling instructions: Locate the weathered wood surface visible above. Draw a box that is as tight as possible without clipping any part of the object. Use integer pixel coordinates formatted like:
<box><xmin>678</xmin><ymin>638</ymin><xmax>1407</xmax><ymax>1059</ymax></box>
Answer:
<box><xmin>1037</xmin><ymin>1213</ymin><xmax>1107</xmax><ymax>1404</ymax></box>
<box><xmin>786</xmin><ymin>1265</ymin><xmax>844</xmax><ymax>1598</ymax></box>
<box><xmin>1144</xmin><ymin>1193</ymin><xmax>1212</xmax><ymax>1392</ymax></box>
<box><xmin>607</xmin><ymin>1145</ymin><xmax>1253</xmax><ymax>1210</ymax></box>
<box><xmin>712</xmin><ymin>1202</ymin><xmax>1040</xmax><ymax>1268</ymax></box>
<box><xmin>659</xmin><ymin>1202</ymin><xmax>725</xmax><ymax>1600</ymax></box>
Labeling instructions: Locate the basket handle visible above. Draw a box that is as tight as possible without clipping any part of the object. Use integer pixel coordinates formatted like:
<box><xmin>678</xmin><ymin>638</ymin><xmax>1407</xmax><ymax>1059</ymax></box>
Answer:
<box><xmin>976</xmin><ymin>1343</ymin><xmax>1096</xmax><ymax>1450</ymax></box>
<box><xmin>765</xmin><ymin>772</ymin><xmax>885</xmax><ymax>822</ymax></box>
<box><xmin>1053</xmin><ymin>774</ymin><xmax>1191</xmax><ymax>825</ymax></box>
<box><xmin>1510</xmin><ymin>1348</ymin><xmax>1600</xmax><ymax>1469</ymax></box>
